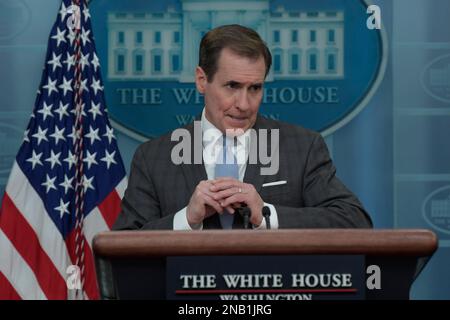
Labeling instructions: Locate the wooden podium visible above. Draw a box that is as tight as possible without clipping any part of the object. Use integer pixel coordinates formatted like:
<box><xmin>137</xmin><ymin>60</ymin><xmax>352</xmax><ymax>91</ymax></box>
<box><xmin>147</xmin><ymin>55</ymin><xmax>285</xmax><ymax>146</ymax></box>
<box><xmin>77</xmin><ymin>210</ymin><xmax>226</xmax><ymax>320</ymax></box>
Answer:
<box><xmin>92</xmin><ymin>229</ymin><xmax>437</xmax><ymax>300</ymax></box>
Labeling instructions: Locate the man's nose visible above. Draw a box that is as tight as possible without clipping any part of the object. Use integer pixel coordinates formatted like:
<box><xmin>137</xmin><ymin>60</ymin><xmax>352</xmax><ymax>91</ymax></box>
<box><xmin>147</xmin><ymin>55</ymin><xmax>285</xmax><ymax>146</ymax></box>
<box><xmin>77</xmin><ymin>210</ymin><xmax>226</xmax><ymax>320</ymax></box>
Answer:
<box><xmin>235</xmin><ymin>89</ymin><xmax>250</xmax><ymax>111</ymax></box>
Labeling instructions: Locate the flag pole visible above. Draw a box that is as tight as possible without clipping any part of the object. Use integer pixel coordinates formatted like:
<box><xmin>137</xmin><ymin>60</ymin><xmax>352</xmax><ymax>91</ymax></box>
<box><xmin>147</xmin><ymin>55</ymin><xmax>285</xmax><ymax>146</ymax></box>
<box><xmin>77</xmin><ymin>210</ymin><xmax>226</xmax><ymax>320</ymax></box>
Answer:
<box><xmin>71</xmin><ymin>0</ymin><xmax>87</xmax><ymax>300</ymax></box>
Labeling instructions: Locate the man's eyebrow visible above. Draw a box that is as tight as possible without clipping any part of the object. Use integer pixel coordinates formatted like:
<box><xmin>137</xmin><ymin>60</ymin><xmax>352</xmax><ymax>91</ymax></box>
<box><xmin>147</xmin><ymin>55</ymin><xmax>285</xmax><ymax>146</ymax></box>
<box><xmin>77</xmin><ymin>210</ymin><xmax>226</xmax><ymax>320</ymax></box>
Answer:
<box><xmin>224</xmin><ymin>80</ymin><xmax>241</xmax><ymax>86</ymax></box>
<box><xmin>224</xmin><ymin>80</ymin><xmax>263</xmax><ymax>87</ymax></box>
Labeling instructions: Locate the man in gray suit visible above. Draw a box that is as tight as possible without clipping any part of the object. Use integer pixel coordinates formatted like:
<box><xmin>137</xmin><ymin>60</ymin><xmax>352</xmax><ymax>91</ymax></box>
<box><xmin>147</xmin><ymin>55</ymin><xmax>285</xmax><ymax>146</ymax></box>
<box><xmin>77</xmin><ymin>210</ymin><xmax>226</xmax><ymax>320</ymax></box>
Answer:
<box><xmin>113</xmin><ymin>24</ymin><xmax>372</xmax><ymax>231</ymax></box>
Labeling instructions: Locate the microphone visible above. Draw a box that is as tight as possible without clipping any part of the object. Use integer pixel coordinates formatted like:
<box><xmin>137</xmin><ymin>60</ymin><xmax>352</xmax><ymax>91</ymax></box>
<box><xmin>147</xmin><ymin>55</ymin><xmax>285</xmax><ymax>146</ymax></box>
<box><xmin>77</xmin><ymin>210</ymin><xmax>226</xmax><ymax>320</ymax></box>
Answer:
<box><xmin>237</xmin><ymin>204</ymin><xmax>251</xmax><ymax>229</ymax></box>
<box><xmin>262</xmin><ymin>206</ymin><xmax>271</xmax><ymax>229</ymax></box>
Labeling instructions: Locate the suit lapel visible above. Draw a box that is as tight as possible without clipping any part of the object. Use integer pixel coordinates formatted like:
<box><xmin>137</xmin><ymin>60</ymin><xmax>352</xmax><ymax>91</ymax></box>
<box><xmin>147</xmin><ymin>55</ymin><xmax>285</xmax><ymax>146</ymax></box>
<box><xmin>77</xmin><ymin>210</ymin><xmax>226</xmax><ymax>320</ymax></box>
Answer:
<box><xmin>180</xmin><ymin>120</ymin><xmax>208</xmax><ymax>197</ymax></box>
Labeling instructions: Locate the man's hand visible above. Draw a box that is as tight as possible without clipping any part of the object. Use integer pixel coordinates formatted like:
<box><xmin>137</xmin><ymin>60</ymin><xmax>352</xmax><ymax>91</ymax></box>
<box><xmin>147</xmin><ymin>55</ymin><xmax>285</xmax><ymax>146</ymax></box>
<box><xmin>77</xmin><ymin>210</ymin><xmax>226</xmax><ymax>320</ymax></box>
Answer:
<box><xmin>186</xmin><ymin>180</ymin><xmax>224</xmax><ymax>228</ymax></box>
<box><xmin>210</xmin><ymin>177</ymin><xmax>264</xmax><ymax>227</ymax></box>
<box><xmin>186</xmin><ymin>180</ymin><xmax>234</xmax><ymax>227</ymax></box>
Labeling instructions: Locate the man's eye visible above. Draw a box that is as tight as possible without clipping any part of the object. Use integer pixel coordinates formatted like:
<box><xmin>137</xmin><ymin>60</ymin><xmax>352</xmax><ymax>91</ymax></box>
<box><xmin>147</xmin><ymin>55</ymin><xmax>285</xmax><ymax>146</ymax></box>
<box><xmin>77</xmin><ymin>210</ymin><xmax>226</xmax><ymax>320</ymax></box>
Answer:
<box><xmin>250</xmin><ymin>85</ymin><xmax>262</xmax><ymax>92</ymax></box>
<box><xmin>226</xmin><ymin>83</ymin><xmax>237</xmax><ymax>89</ymax></box>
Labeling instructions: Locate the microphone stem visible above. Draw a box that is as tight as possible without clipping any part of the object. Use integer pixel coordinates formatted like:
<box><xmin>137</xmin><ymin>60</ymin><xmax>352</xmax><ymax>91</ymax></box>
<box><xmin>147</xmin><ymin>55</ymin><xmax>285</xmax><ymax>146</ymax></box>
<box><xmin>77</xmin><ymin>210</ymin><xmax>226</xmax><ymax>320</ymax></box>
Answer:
<box><xmin>265</xmin><ymin>214</ymin><xmax>271</xmax><ymax>229</ymax></box>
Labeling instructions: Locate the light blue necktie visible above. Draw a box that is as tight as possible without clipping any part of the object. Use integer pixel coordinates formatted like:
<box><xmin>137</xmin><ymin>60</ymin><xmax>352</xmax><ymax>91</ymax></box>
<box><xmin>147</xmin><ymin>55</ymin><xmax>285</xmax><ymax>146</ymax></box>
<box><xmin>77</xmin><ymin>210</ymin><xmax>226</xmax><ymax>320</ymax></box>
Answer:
<box><xmin>214</xmin><ymin>136</ymin><xmax>239</xmax><ymax>229</ymax></box>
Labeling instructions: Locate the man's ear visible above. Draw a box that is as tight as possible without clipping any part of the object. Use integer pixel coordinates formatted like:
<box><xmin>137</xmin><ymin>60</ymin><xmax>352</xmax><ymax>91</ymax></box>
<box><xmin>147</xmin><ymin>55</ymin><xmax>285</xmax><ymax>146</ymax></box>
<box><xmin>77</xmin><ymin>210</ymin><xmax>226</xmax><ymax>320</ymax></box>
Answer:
<box><xmin>195</xmin><ymin>66</ymin><xmax>207</xmax><ymax>94</ymax></box>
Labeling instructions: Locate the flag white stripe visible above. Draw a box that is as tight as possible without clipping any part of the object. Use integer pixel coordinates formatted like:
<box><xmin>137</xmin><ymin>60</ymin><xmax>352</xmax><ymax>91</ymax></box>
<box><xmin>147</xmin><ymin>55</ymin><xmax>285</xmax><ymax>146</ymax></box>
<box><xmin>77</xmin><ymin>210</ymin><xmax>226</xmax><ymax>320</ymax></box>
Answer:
<box><xmin>0</xmin><ymin>229</ymin><xmax>46</xmax><ymax>300</ymax></box>
<box><xmin>84</xmin><ymin>207</ymin><xmax>109</xmax><ymax>249</ymax></box>
<box><xmin>115</xmin><ymin>177</ymin><xmax>127</xmax><ymax>199</ymax></box>
<box><xmin>6</xmin><ymin>162</ymin><xmax>71</xmax><ymax>286</ymax></box>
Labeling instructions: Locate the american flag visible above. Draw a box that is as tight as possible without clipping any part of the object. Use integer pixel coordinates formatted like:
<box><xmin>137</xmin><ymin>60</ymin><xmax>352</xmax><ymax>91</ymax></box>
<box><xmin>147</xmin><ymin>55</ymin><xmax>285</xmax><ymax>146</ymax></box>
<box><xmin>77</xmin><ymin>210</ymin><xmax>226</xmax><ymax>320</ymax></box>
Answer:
<box><xmin>0</xmin><ymin>0</ymin><xmax>127</xmax><ymax>299</ymax></box>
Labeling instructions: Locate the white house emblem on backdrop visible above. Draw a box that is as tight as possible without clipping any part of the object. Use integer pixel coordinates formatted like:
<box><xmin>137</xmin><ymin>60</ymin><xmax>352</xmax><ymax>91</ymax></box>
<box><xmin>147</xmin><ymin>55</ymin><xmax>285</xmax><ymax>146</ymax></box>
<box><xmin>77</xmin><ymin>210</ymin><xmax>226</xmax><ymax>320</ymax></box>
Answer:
<box><xmin>90</xmin><ymin>0</ymin><xmax>386</xmax><ymax>140</ymax></box>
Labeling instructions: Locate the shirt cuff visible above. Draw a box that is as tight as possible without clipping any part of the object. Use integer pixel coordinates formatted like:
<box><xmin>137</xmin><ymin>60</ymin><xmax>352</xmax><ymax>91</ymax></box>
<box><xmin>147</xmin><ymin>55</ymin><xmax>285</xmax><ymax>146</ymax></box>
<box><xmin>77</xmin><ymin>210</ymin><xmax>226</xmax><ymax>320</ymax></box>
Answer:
<box><xmin>252</xmin><ymin>202</ymin><xmax>279</xmax><ymax>230</ymax></box>
<box><xmin>173</xmin><ymin>207</ymin><xmax>203</xmax><ymax>230</ymax></box>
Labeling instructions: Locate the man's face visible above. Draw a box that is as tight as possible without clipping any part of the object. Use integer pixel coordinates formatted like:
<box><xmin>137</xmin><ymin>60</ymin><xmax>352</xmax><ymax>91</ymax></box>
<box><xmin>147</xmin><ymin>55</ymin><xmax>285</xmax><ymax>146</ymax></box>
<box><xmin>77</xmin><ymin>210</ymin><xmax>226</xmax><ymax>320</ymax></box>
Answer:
<box><xmin>195</xmin><ymin>48</ymin><xmax>266</xmax><ymax>134</ymax></box>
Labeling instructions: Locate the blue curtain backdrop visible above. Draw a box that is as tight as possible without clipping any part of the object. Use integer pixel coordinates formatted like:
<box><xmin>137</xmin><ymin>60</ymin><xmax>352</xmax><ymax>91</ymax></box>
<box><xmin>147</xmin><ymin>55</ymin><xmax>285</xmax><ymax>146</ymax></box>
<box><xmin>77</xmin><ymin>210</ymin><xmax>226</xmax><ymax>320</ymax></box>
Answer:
<box><xmin>0</xmin><ymin>0</ymin><xmax>449</xmax><ymax>299</ymax></box>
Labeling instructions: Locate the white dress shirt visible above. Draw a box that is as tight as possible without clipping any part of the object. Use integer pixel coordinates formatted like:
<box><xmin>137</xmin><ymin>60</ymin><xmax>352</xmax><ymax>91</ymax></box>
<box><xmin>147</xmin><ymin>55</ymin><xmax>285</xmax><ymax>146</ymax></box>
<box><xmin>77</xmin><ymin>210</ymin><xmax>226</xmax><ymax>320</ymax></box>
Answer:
<box><xmin>173</xmin><ymin>109</ymin><xmax>279</xmax><ymax>230</ymax></box>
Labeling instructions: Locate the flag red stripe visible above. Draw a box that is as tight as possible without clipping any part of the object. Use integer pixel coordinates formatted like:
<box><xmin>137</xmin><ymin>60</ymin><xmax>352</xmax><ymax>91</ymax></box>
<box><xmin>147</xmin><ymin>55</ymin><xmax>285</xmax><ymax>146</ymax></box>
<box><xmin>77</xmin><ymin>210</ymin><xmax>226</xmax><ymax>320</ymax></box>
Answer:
<box><xmin>0</xmin><ymin>271</ymin><xmax>22</xmax><ymax>300</ymax></box>
<box><xmin>0</xmin><ymin>193</ymin><xmax>67</xmax><ymax>299</ymax></box>
<box><xmin>65</xmin><ymin>228</ymin><xmax>99</xmax><ymax>299</ymax></box>
<box><xmin>97</xmin><ymin>190</ymin><xmax>122</xmax><ymax>229</ymax></box>
<box><xmin>83</xmin><ymin>237</ymin><xmax>100</xmax><ymax>299</ymax></box>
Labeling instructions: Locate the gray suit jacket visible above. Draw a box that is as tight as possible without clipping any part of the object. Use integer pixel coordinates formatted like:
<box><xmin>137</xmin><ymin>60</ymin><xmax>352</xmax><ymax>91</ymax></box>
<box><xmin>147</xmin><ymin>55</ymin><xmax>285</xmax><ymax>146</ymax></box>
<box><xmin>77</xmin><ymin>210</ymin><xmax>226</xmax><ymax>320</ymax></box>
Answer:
<box><xmin>113</xmin><ymin>115</ymin><xmax>372</xmax><ymax>230</ymax></box>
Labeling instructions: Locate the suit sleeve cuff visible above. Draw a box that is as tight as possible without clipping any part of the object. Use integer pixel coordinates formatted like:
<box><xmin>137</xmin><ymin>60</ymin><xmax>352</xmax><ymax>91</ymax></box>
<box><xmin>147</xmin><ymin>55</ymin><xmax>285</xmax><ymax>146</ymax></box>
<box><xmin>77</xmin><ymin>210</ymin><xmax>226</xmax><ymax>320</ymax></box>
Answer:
<box><xmin>173</xmin><ymin>207</ymin><xmax>203</xmax><ymax>230</ymax></box>
<box><xmin>253</xmin><ymin>202</ymin><xmax>279</xmax><ymax>230</ymax></box>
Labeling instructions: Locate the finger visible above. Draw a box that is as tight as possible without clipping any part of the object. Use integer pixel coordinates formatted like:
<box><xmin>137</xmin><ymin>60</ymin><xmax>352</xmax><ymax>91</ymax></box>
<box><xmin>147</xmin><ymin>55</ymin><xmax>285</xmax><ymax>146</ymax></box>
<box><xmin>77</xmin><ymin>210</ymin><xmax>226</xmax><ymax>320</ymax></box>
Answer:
<box><xmin>225</xmin><ymin>206</ymin><xmax>235</xmax><ymax>214</ymax></box>
<box><xmin>211</xmin><ymin>177</ymin><xmax>240</xmax><ymax>187</ymax></box>
<box><xmin>212</xmin><ymin>177</ymin><xmax>238</xmax><ymax>183</ymax></box>
<box><xmin>220</xmin><ymin>193</ymin><xmax>247</xmax><ymax>208</ymax></box>
<box><xmin>198</xmin><ymin>182</ymin><xmax>219</xmax><ymax>198</ymax></box>
<box><xmin>200</xmin><ymin>187</ymin><xmax>217</xmax><ymax>198</ymax></box>
<box><xmin>201</xmin><ymin>194</ymin><xmax>223</xmax><ymax>214</ymax></box>
<box><xmin>199</xmin><ymin>180</ymin><xmax>213</xmax><ymax>191</ymax></box>
<box><xmin>204</xmin><ymin>186</ymin><xmax>236</xmax><ymax>213</ymax></box>
<box><xmin>211</xmin><ymin>187</ymin><xmax>241</xmax><ymax>201</ymax></box>
<box><xmin>203</xmin><ymin>189</ymin><xmax>235</xmax><ymax>214</ymax></box>
<box><xmin>210</xmin><ymin>180</ymin><xmax>241</xmax><ymax>192</ymax></box>
<box><xmin>225</xmin><ymin>202</ymin><xmax>242</xmax><ymax>214</ymax></box>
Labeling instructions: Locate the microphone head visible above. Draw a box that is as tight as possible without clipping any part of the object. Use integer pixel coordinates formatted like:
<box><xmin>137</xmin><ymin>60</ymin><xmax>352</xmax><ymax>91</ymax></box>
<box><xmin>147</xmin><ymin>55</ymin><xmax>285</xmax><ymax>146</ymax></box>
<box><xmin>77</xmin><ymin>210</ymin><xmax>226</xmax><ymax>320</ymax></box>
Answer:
<box><xmin>262</xmin><ymin>206</ymin><xmax>271</xmax><ymax>217</ymax></box>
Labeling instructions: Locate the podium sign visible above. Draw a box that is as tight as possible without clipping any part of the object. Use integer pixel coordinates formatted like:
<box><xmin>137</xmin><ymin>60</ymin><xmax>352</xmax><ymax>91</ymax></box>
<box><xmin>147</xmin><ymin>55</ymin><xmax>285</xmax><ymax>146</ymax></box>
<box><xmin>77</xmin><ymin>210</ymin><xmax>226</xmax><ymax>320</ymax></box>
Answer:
<box><xmin>166</xmin><ymin>255</ymin><xmax>365</xmax><ymax>300</ymax></box>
